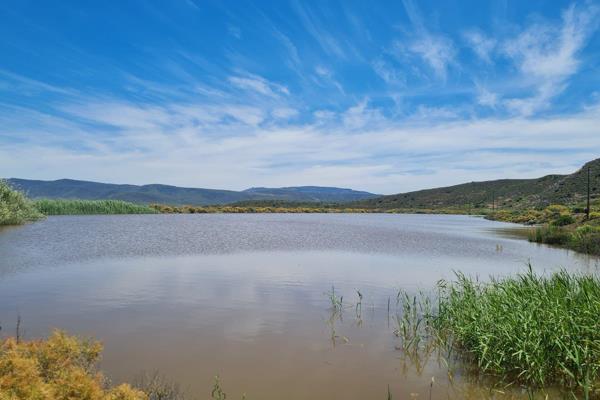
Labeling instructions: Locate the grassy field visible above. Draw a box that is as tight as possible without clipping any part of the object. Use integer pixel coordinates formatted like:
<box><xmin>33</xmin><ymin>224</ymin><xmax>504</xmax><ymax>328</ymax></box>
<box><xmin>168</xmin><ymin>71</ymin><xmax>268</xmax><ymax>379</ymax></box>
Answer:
<box><xmin>35</xmin><ymin>199</ymin><xmax>159</xmax><ymax>215</ymax></box>
<box><xmin>0</xmin><ymin>180</ymin><xmax>43</xmax><ymax>225</ymax></box>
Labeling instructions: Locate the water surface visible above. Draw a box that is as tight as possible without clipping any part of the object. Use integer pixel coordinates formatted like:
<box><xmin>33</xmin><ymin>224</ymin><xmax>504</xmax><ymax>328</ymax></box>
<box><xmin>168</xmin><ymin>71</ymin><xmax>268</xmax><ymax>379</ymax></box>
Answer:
<box><xmin>0</xmin><ymin>214</ymin><xmax>597</xmax><ymax>399</ymax></box>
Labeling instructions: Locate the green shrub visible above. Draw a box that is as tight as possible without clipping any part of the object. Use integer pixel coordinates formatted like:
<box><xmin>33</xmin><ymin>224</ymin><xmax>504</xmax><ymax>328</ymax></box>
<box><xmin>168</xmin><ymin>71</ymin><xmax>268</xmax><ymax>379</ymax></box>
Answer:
<box><xmin>0</xmin><ymin>180</ymin><xmax>43</xmax><ymax>225</ymax></box>
<box><xmin>551</xmin><ymin>214</ymin><xmax>575</xmax><ymax>226</ymax></box>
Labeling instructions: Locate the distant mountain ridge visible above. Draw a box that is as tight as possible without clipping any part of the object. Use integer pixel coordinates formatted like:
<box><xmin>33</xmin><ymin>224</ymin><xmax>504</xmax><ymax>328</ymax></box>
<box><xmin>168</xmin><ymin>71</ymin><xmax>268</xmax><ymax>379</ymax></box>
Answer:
<box><xmin>6</xmin><ymin>178</ymin><xmax>379</xmax><ymax>205</ymax></box>
<box><xmin>354</xmin><ymin>158</ymin><xmax>600</xmax><ymax>209</ymax></box>
<box><xmin>8</xmin><ymin>158</ymin><xmax>599</xmax><ymax>209</ymax></box>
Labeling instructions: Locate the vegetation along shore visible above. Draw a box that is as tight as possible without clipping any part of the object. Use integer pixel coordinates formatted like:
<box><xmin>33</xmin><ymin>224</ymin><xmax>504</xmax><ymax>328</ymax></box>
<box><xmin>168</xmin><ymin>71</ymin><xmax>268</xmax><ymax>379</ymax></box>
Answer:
<box><xmin>35</xmin><ymin>199</ymin><xmax>158</xmax><ymax>216</ymax></box>
<box><xmin>487</xmin><ymin>203</ymin><xmax>600</xmax><ymax>255</ymax></box>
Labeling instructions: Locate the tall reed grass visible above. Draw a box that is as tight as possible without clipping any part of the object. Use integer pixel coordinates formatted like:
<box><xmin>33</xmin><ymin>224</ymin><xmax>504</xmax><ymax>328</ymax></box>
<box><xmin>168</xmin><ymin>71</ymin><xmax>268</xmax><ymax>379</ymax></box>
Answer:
<box><xmin>35</xmin><ymin>199</ymin><xmax>158</xmax><ymax>215</ymax></box>
<box><xmin>434</xmin><ymin>268</ymin><xmax>600</xmax><ymax>398</ymax></box>
<box><xmin>329</xmin><ymin>269</ymin><xmax>600</xmax><ymax>397</ymax></box>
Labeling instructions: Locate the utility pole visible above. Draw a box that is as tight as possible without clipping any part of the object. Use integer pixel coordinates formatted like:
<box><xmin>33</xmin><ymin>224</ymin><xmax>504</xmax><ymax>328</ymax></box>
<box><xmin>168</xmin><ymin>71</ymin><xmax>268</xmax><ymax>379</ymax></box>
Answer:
<box><xmin>587</xmin><ymin>166</ymin><xmax>591</xmax><ymax>220</ymax></box>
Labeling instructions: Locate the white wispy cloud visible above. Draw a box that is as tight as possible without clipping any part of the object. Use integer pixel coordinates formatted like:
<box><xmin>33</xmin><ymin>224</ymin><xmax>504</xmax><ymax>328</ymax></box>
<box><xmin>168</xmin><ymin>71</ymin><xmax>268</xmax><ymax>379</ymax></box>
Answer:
<box><xmin>4</xmin><ymin>91</ymin><xmax>598</xmax><ymax>193</ymax></box>
<box><xmin>313</xmin><ymin>110</ymin><xmax>336</xmax><ymax>121</ymax></box>
<box><xmin>407</xmin><ymin>35</ymin><xmax>456</xmax><ymax>80</ymax></box>
<box><xmin>372</xmin><ymin>59</ymin><xmax>404</xmax><ymax>85</ymax></box>
<box><xmin>0</xmin><ymin>70</ymin><xmax>78</xmax><ymax>96</ymax></box>
<box><xmin>342</xmin><ymin>99</ymin><xmax>385</xmax><ymax>130</ymax></box>
<box><xmin>271</xmin><ymin>28</ymin><xmax>302</xmax><ymax>72</ymax></box>
<box><xmin>502</xmin><ymin>3</ymin><xmax>599</xmax><ymax>115</ymax></box>
<box><xmin>463</xmin><ymin>30</ymin><xmax>496</xmax><ymax>63</ymax></box>
<box><xmin>271</xmin><ymin>107</ymin><xmax>299</xmax><ymax>120</ymax></box>
<box><xmin>313</xmin><ymin>65</ymin><xmax>345</xmax><ymax>93</ymax></box>
<box><xmin>228</xmin><ymin>74</ymin><xmax>289</xmax><ymax>97</ymax></box>
<box><xmin>476</xmin><ymin>85</ymin><xmax>498</xmax><ymax>108</ymax></box>
<box><xmin>397</xmin><ymin>0</ymin><xmax>456</xmax><ymax>81</ymax></box>
<box><xmin>412</xmin><ymin>104</ymin><xmax>459</xmax><ymax>120</ymax></box>
<box><xmin>314</xmin><ymin>65</ymin><xmax>330</xmax><ymax>77</ymax></box>
<box><xmin>292</xmin><ymin>2</ymin><xmax>347</xmax><ymax>59</ymax></box>
<box><xmin>220</xmin><ymin>105</ymin><xmax>266</xmax><ymax>126</ymax></box>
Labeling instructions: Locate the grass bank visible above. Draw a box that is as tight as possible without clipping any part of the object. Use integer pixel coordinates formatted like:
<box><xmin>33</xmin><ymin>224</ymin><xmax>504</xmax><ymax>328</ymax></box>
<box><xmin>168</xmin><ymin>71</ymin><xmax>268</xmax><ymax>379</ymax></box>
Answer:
<box><xmin>528</xmin><ymin>224</ymin><xmax>600</xmax><ymax>255</ymax></box>
<box><xmin>0</xmin><ymin>180</ymin><xmax>43</xmax><ymax>225</ymax></box>
<box><xmin>486</xmin><ymin>204</ymin><xmax>600</xmax><ymax>255</ymax></box>
<box><xmin>35</xmin><ymin>199</ymin><xmax>158</xmax><ymax>215</ymax></box>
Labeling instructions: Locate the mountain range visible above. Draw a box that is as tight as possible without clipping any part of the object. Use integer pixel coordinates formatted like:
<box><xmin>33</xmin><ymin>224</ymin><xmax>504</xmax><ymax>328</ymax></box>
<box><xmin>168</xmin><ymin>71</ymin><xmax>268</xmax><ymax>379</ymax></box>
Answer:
<box><xmin>7</xmin><ymin>158</ymin><xmax>599</xmax><ymax>209</ymax></box>
<box><xmin>6</xmin><ymin>178</ymin><xmax>379</xmax><ymax>205</ymax></box>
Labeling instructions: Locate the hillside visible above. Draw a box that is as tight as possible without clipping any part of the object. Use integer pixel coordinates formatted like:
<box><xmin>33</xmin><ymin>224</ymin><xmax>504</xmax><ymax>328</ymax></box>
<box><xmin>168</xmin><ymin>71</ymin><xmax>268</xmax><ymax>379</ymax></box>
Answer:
<box><xmin>5</xmin><ymin>178</ymin><xmax>378</xmax><ymax>205</ymax></box>
<box><xmin>540</xmin><ymin>159</ymin><xmax>600</xmax><ymax>204</ymax></box>
<box><xmin>355</xmin><ymin>158</ymin><xmax>600</xmax><ymax>210</ymax></box>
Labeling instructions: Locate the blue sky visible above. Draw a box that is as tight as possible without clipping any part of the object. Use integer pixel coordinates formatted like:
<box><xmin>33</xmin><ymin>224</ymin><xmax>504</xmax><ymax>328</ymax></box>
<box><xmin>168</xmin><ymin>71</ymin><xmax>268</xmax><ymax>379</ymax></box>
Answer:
<box><xmin>1</xmin><ymin>0</ymin><xmax>599</xmax><ymax>194</ymax></box>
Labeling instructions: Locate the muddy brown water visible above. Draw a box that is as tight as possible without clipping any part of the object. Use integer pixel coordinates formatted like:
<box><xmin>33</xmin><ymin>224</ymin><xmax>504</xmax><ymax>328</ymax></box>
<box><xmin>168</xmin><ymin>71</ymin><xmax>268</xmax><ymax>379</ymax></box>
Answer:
<box><xmin>0</xmin><ymin>214</ymin><xmax>597</xmax><ymax>399</ymax></box>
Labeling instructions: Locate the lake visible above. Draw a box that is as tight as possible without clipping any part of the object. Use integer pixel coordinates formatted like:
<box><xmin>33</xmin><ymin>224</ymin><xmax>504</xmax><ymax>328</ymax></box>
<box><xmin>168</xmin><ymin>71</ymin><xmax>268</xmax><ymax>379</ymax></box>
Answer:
<box><xmin>0</xmin><ymin>214</ymin><xmax>597</xmax><ymax>399</ymax></box>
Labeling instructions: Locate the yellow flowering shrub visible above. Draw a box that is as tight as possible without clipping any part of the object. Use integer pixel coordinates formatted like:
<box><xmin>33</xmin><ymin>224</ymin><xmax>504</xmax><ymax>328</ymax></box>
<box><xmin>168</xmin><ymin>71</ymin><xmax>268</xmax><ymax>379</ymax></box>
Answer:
<box><xmin>0</xmin><ymin>330</ymin><xmax>146</xmax><ymax>400</ymax></box>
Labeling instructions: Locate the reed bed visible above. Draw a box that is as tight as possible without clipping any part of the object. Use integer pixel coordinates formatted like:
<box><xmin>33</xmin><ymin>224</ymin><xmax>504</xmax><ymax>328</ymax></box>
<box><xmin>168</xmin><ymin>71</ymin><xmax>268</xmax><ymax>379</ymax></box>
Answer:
<box><xmin>329</xmin><ymin>268</ymin><xmax>600</xmax><ymax>398</ymax></box>
<box><xmin>35</xmin><ymin>199</ymin><xmax>158</xmax><ymax>215</ymax></box>
<box><xmin>434</xmin><ymin>269</ymin><xmax>600</xmax><ymax>398</ymax></box>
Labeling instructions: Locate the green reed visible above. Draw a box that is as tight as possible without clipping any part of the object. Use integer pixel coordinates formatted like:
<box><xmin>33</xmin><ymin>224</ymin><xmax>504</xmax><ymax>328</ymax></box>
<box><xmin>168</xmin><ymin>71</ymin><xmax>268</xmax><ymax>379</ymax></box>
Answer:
<box><xmin>394</xmin><ymin>289</ymin><xmax>436</xmax><ymax>356</ymax></box>
<box><xmin>326</xmin><ymin>285</ymin><xmax>343</xmax><ymax>312</ymax></box>
<box><xmin>211</xmin><ymin>376</ymin><xmax>227</xmax><ymax>400</ymax></box>
<box><xmin>35</xmin><ymin>198</ymin><xmax>159</xmax><ymax>215</ymax></box>
<box><xmin>434</xmin><ymin>267</ymin><xmax>600</xmax><ymax>398</ymax></box>
<box><xmin>328</xmin><ymin>268</ymin><xmax>600</xmax><ymax>398</ymax></box>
